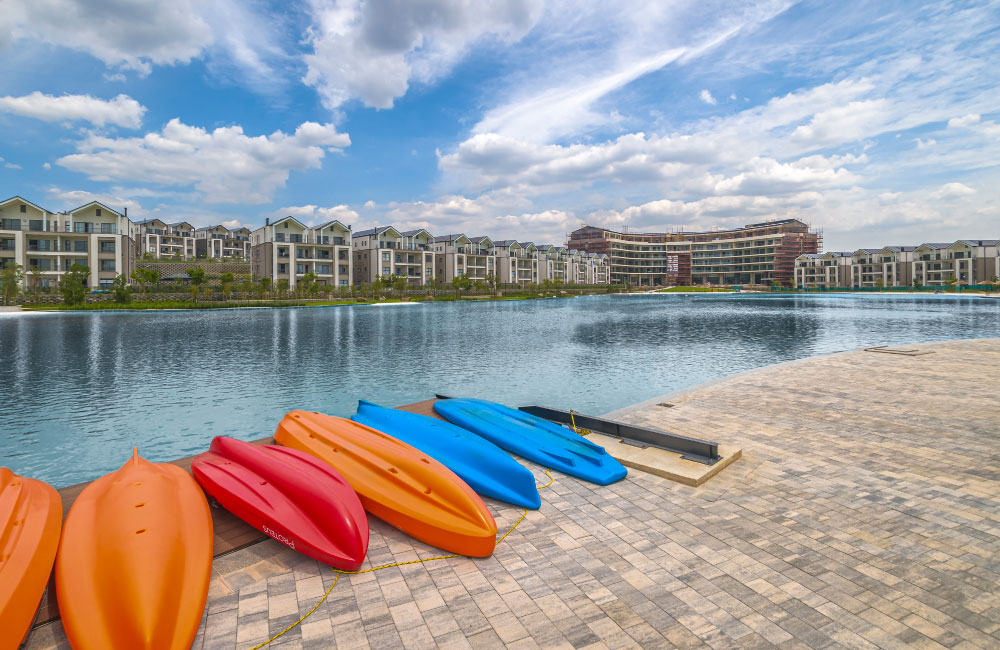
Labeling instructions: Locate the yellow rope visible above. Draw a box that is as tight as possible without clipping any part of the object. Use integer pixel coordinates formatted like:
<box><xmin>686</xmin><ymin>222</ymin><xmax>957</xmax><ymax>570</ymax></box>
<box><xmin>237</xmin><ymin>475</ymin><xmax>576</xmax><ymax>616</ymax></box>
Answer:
<box><xmin>249</xmin><ymin>469</ymin><xmax>555</xmax><ymax>648</ymax></box>
<box><xmin>249</xmin><ymin>572</ymin><xmax>341</xmax><ymax>650</ymax></box>
<box><xmin>569</xmin><ymin>410</ymin><xmax>591</xmax><ymax>436</ymax></box>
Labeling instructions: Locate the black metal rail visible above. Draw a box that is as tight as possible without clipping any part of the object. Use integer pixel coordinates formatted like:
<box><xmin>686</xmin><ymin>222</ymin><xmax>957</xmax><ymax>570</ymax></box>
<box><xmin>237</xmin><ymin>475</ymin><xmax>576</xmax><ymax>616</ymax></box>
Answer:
<box><xmin>518</xmin><ymin>405</ymin><xmax>721</xmax><ymax>465</ymax></box>
<box><xmin>434</xmin><ymin>395</ymin><xmax>721</xmax><ymax>465</ymax></box>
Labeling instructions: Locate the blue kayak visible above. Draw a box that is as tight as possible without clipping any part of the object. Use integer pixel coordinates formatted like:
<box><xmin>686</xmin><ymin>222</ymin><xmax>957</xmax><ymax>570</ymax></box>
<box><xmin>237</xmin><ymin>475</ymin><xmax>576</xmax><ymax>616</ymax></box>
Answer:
<box><xmin>433</xmin><ymin>398</ymin><xmax>627</xmax><ymax>486</ymax></box>
<box><xmin>350</xmin><ymin>400</ymin><xmax>541</xmax><ymax>509</ymax></box>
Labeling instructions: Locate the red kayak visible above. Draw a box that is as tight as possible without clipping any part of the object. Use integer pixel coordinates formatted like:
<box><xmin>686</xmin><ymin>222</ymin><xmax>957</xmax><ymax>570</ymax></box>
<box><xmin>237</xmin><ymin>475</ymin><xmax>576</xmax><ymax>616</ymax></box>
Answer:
<box><xmin>191</xmin><ymin>437</ymin><xmax>368</xmax><ymax>571</ymax></box>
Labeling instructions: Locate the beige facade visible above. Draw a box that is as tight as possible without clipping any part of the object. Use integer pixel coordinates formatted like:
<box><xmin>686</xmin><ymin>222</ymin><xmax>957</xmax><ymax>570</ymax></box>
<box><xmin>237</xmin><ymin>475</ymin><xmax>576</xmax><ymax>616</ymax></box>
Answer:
<box><xmin>795</xmin><ymin>240</ymin><xmax>999</xmax><ymax>288</ymax></box>
<box><xmin>397</xmin><ymin>229</ymin><xmax>435</xmax><ymax>285</ymax></box>
<box><xmin>250</xmin><ymin>216</ymin><xmax>351</xmax><ymax>289</ymax></box>
<box><xmin>912</xmin><ymin>241</ymin><xmax>1000</xmax><ymax>286</ymax></box>
<box><xmin>466</xmin><ymin>236</ymin><xmax>496</xmax><ymax>282</ymax></box>
<box><xmin>0</xmin><ymin>196</ymin><xmax>136</xmax><ymax>291</ymax></box>
<box><xmin>794</xmin><ymin>252</ymin><xmax>852</xmax><ymax>288</ymax></box>
<box><xmin>196</xmin><ymin>225</ymin><xmax>251</xmax><ymax>260</ymax></box>
<box><xmin>137</xmin><ymin>219</ymin><xmax>196</xmax><ymax>260</ymax></box>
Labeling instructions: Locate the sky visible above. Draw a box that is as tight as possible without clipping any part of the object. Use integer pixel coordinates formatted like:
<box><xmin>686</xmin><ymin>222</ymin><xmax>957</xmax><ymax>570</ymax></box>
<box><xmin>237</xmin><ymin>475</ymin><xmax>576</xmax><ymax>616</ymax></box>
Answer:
<box><xmin>0</xmin><ymin>0</ymin><xmax>997</xmax><ymax>251</ymax></box>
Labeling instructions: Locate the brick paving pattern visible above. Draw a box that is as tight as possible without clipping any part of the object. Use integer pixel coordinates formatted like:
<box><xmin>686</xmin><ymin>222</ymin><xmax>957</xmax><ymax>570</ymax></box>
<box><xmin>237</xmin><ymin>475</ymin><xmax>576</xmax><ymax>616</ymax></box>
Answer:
<box><xmin>26</xmin><ymin>338</ymin><xmax>1000</xmax><ymax>649</ymax></box>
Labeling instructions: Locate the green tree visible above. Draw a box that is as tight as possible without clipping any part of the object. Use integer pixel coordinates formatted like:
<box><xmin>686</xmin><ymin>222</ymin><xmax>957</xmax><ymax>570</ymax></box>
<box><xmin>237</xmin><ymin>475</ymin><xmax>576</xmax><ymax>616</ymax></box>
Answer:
<box><xmin>185</xmin><ymin>267</ymin><xmax>207</xmax><ymax>301</ymax></box>
<box><xmin>451</xmin><ymin>273</ymin><xmax>473</xmax><ymax>298</ymax></box>
<box><xmin>875</xmin><ymin>277</ymin><xmax>884</xmax><ymax>291</ymax></box>
<box><xmin>27</xmin><ymin>264</ymin><xmax>47</xmax><ymax>302</ymax></box>
<box><xmin>913</xmin><ymin>278</ymin><xmax>923</xmax><ymax>290</ymax></box>
<box><xmin>392</xmin><ymin>275</ymin><xmax>408</xmax><ymax>297</ymax></box>
<box><xmin>111</xmin><ymin>274</ymin><xmax>132</xmax><ymax>304</ymax></box>
<box><xmin>0</xmin><ymin>262</ymin><xmax>23</xmax><ymax>305</ymax></box>
<box><xmin>220</xmin><ymin>271</ymin><xmax>235</xmax><ymax>299</ymax></box>
<box><xmin>485</xmin><ymin>272</ymin><xmax>499</xmax><ymax>297</ymax></box>
<box><xmin>298</xmin><ymin>272</ymin><xmax>317</xmax><ymax>297</ymax></box>
<box><xmin>258</xmin><ymin>277</ymin><xmax>272</xmax><ymax>298</ymax></box>
<box><xmin>946</xmin><ymin>273</ymin><xmax>958</xmax><ymax>290</ymax></box>
<box><xmin>60</xmin><ymin>263</ymin><xmax>89</xmax><ymax>305</ymax></box>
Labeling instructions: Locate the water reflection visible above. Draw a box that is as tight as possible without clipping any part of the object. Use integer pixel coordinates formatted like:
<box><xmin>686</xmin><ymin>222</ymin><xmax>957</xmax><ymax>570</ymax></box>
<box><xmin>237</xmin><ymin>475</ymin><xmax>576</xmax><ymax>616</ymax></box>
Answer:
<box><xmin>1</xmin><ymin>294</ymin><xmax>997</xmax><ymax>486</ymax></box>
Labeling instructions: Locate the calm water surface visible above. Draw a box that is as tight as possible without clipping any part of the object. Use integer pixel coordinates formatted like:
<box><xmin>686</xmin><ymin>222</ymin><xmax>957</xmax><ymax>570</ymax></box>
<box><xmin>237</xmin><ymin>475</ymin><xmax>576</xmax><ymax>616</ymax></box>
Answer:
<box><xmin>2</xmin><ymin>294</ymin><xmax>998</xmax><ymax>486</ymax></box>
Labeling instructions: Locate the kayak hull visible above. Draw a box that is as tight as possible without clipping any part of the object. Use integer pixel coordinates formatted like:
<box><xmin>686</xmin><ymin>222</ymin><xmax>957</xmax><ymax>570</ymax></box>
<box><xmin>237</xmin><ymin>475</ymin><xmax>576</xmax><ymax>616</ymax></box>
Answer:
<box><xmin>0</xmin><ymin>469</ymin><xmax>62</xmax><ymax>650</ymax></box>
<box><xmin>192</xmin><ymin>437</ymin><xmax>368</xmax><ymax>571</ymax></box>
<box><xmin>55</xmin><ymin>450</ymin><xmax>213</xmax><ymax>650</ymax></box>
<box><xmin>275</xmin><ymin>410</ymin><xmax>497</xmax><ymax>557</ymax></box>
<box><xmin>434</xmin><ymin>398</ymin><xmax>628</xmax><ymax>485</ymax></box>
<box><xmin>352</xmin><ymin>400</ymin><xmax>541</xmax><ymax>509</ymax></box>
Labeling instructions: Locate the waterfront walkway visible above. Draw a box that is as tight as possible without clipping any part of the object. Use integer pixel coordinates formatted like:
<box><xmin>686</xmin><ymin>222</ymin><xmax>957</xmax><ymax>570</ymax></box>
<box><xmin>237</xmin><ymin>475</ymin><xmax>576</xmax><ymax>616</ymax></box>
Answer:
<box><xmin>27</xmin><ymin>339</ymin><xmax>1000</xmax><ymax>649</ymax></box>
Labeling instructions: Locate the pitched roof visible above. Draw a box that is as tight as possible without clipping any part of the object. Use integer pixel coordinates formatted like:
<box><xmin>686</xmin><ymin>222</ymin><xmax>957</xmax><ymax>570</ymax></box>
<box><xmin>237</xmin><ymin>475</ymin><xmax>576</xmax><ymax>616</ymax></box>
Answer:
<box><xmin>352</xmin><ymin>226</ymin><xmax>396</xmax><ymax>238</ymax></box>
<box><xmin>493</xmin><ymin>239</ymin><xmax>518</xmax><ymax>246</ymax></box>
<box><xmin>196</xmin><ymin>224</ymin><xmax>230</xmax><ymax>232</ymax></box>
<box><xmin>0</xmin><ymin>195</ymin><xmax>52</xmax><ymax>214</ymax></box>
<box><xmin>955</xmin><ymin>239</ymin><xmax>1000</xmax><ymax>247</ymax></box>
<box><xmin>400</xmin><ymin>228</ymin><xmax>431</xmax><ymax>238</ymax></box>
<box><xmin>69</xmin><ymin>201</ymin><xmax>123</xmax><ymax>217</ymax></box>
<box><xmin>312</xmin><ymin>219</ymin><xmax>350</xmax><ymax>231</ymax></box>
<box><xmin>432</xmin><ymin>233</ymin><xmax>468</xmax><ymax>243</ymax></box>
<box><xmin>469</xmin><ymin>236</ymin><xmax>492</xmax><ymax>244</ymax></box>
<box><xmin>918</xmin><ymin>242</ymin><xmax>952</xmax><ymax>250</ymax></box>
<box><xmin>268</xmin><ymin>215</ymin><xmax>306</xmax><ymax>229</ymax></box>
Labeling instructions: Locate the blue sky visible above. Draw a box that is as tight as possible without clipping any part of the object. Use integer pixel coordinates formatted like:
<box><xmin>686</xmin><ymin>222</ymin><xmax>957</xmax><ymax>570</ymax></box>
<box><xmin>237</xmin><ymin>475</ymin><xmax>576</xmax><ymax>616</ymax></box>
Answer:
<box><xmin>0</xmin><ymin>0</ymin><xmax>997</xmax><ymax>250</ymax></box>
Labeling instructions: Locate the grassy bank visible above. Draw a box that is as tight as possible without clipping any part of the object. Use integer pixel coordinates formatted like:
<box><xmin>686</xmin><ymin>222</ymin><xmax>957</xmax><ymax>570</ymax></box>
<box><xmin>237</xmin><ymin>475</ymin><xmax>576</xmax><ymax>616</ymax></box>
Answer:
<box><xmin>22</xmin><ymin>291</ymin><xmax>590</xmax><ymax>311</ymax></box>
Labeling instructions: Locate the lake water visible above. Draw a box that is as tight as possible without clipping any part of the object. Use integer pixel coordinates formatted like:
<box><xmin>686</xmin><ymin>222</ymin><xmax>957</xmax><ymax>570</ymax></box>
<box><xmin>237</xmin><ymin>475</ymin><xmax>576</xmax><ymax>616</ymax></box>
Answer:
<box><xmin>2</xmin><ymin>293</ymin><xmax>998</xmax><ymax>487</ymax></box>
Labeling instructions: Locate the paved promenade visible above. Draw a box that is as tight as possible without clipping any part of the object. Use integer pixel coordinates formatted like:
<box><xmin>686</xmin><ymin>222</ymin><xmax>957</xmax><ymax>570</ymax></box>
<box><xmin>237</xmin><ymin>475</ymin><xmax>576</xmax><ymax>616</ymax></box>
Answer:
<box><xmin>27</xmin><ymin>338</ymin><xmax>1000</xmax><ymax>649</ymax></box>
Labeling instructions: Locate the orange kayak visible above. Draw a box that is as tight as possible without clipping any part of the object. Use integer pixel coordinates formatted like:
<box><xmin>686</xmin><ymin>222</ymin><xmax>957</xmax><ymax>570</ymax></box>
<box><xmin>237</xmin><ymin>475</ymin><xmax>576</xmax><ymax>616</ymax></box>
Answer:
<box><xmin>275</xmin><ymin>410</ymin><xmax>497</xmax><ymax>557</ymax></box>
<box><xmin>55</xmin><ymin>449</ymin><xmax>213</xmax><ymax>650</ymax></box>
<box><xmin>0</xmin><ymin>468</ymin><xmax>62</xmax><ymax>650</ymax></box>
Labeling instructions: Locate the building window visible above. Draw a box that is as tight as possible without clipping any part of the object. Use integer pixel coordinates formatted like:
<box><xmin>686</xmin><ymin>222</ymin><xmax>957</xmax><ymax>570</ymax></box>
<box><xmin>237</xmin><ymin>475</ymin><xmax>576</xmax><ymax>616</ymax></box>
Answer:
<box><xmin>74</xmin><ymin>240</ymin><xmax>88</xmax><ymax>252</ymax></box>
<box><xmin>100</xmin><ymin>260</ymin><xmax>116</xmax><ymax>271</ymax></box>
<box><xmin>99</xmin><ymin>279</ymin><xmax>114</xmax><ymax>290</ymax></box>
<box><xmin>277</xmin><ymin>263</ymin><xmax>286</xmax><ymax>273</ymax></box>
<box><xmin>382</xmin><ymin>266</ymin><xmax>390</xmax><ymax>275</ymax></box>
<box><xmin>317</xmin><ymin>264</ymin><xmax>330</xmax><ymax>274</ymax></box>
<box><xmin>101</xmin><ymin>241</ymin><xmax>116</xmax><ymax>253</ymax></box>
<box><xmin>95</xmin><ymin>208</ymin><xmax>102</xmax><ymax>216</ymax></box>
<box><xmin>100</xmin><ymin>223</ymin><xmax>116</xmax><ymax>234</ymax></box>
<box><xmin>20</xmin><ymin>204</ymin><xmax>26</xmax><ymax>213</ymax></box>
<box><xmin>382</xmin><ymin>252</ymin><xmax>390</xmax><ymax>262</ymax></box>
<box><xmin>296</xmin><ymin>264</ymin><xmax>306</xmax><ymax>274</ymax></box>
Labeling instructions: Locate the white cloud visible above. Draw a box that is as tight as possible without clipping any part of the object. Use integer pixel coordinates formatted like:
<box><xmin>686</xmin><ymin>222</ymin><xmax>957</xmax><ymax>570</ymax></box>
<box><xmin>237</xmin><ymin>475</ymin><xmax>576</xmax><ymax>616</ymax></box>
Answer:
<box><xmin>303</xmin><ymin>0</ymin><xmax>543</xmax><ymax>111</ymax></box>
<box><xmin>699</xmin><ymin>89</ymin><xmax>717</xmax><ymax>105</ymax></box>
<box><xmin>929</xmin><ymin>182</ymin><xmax>975</xmax><ymax>200</ymax></box>
<box><xmin>46</xmin><ymin>187</ymin><xmax>143</xmax><ymax>213</ymax></box>
<box><xmin>5</xmin><ymin>163</ymin><xmax>22</xmax><ymax>170</ymax></box>
<box><xmin>789</xmin><ymin>99</ymin><xmax>891</xmax><ymax>148</ymax></box>
<box><xmin>0</xmin><ymin>1</ymin><xmax>290</xmax><ymax>88</ymax></box>
<box><xmin>695</xmin><ymin>154</ymin><xmax>863</xmax><ymax>196</ymax></box>
<box><xmin>273</xmin><ymin>204</ymin><xmax>360</xmax><ymax>225</ymax></box>
<box><xmin>56</xmin><ymin>119</ymin><xmax>351</xmax><ymax>204</ymax></box>
<box><xmin>0</xmin><ymin>92</ymin><xmax>146</xmax><ymax>128</ymax></box>
<box><xmin>914</xmin><ymin>138</ymin><xmax>935</xmax><ymax>149</ymax></box>
<box><xmin>376</xmin><ymin>193</ymin><xmax>576</xmax><ymax>243</ymax></box>
<box><xmin>0</xmin><ymin>0</ymin><xmax>213</xmax><ymax>74</ymax></box>
<box><xmin>42</xmin><ymin>163</ymin><xmax>51</xmax><ymax>169</ymax></box>
<box><xmin>947</xmin><ymin>114</ymin><xmax>980</xmax><ymax>129</ymax></box>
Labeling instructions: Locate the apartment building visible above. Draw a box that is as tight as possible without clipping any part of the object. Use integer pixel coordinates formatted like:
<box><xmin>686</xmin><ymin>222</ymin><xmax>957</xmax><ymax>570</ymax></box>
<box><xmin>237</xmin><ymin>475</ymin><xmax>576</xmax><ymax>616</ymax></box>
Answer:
<box><xmin>568</xmin><ymin>219</ymin><xmax>820</xmax><ymax>286</ymax></box>
<box><xmin>794</xmin><ymin>252</ymin><xmax>852</xmax><ymax>288</ymax></box>
<box><xmin>397</xmin><ymin>229</ymin><xmax>435</xmax><ymax>285</ymax></box>
<box><xmin>352</xmin><ymin>226</ymin><xmax>433</xmax><ymax>286</ymax></box>
<box><xmin>0</xmin><ymin>196</ymin><xmax>137</xmax><ymax>290</ymax></box>
<box><xmin>466</xmin><ymin>236</ymin><xmax>496</xmax><ymax>282</ymax></box>
<box><xmin>250</xmin><ymin>216</ymin><xmax>352</xmax><ymax>289</ymax></box>
<box><xmin>795</xmin><ymin>240</ymin><xmax>999</xmax><ymax>288</ymax></box>
<box><xmin>137</xmin><ymin>219</ymin><xmax>196</xmax><ymax>259</ymax></box>
<box><xmin>195</xmin><ymin>225</ymin><xmax>251</xmax><ymax>259</ymax></box>
<box><xmin>432</xmin><ymin>234</ymin><xmax>471</xmax><ymax>283</ymax></box>
<box><xmin>912</xmin><ymin>240</ymin><xmax>1000</xmax><ymax>286</ymax></box>
<box><xmin>587</xmin><ymin>252</ymin><xmax>610</xmax><ymax>284</ymax></box>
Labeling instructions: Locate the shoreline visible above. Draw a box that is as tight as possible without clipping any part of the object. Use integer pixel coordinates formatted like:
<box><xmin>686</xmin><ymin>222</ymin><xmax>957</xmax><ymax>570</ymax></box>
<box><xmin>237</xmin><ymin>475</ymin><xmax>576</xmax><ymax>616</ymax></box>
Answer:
<box><xmin>13</xmin><ymin>290</ymin><xmax>607</xmax><ymax>314</ymax></box>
